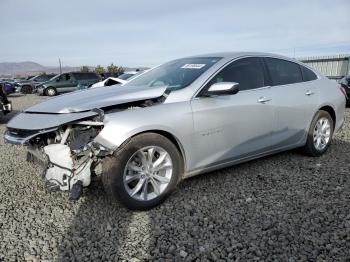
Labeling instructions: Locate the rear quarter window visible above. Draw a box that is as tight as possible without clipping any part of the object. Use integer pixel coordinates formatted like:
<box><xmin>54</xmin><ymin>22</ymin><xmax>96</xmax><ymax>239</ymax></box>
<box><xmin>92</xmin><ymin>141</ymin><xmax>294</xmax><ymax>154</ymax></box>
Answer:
<box><xmin>265</xmin><ymin>58</ymin><xmax>303</xmax><ymax>86</ymax></box>
<box><xmin>300</xmin><ymin>65</ymin><xmax>317</xmax><ymax>81</ymax></box>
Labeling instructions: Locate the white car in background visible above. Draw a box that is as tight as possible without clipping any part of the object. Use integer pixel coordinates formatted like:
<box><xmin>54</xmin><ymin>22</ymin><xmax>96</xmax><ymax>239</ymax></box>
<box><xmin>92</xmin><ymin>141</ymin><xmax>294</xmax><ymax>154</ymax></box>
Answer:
<box><xmin>91</xmin><ymin>71</ymin><xmax>142</xmax><ymax>88</ymax></box>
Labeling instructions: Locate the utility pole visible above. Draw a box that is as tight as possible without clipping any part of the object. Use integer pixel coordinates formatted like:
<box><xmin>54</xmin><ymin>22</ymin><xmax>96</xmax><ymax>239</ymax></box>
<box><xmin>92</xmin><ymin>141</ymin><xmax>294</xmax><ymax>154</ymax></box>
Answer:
<box><xmin>59</xmin><ymin>58</ymin><xmax>62</xmax><ymax>74</ymax></box>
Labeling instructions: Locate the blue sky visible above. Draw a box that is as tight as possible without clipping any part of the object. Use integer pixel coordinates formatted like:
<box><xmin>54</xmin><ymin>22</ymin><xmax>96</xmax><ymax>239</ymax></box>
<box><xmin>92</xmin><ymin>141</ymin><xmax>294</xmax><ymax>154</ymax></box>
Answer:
<box><xmin>0</xmin><ymin>0</ymin><xmax>349</xmax><ymax>67</ymax></box>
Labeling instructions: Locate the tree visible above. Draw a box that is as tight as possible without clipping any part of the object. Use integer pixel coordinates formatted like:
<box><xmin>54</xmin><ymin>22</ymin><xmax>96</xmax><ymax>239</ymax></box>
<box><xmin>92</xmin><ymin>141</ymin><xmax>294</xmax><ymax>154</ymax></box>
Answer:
<box><xmin>94</xmin><ymin>65</ymin><xmax>105</xmax><ymax>74</ymax></box>
<box><xmin>107</xmin><ymin>63</ymin><xmax>124</xmax><ymax>75</ymax></box>
<box><xmin>80</xmin><ymin>66</ymin><xmax>90</xmax><ymax>73</ymax></box>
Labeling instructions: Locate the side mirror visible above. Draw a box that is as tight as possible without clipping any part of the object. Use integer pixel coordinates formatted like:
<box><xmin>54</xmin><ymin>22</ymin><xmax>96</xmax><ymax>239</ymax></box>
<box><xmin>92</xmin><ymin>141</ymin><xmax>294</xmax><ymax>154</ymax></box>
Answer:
<box><xmin>206</xmin><ymin>82</ymin><xmax>239</xmax><ymax>96</ymax></box>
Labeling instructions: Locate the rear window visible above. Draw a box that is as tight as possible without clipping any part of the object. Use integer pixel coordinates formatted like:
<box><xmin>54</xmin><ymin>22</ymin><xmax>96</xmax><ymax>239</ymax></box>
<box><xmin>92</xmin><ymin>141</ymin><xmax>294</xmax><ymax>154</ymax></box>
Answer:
<box><xmin>265</xmin><ymin>58</ymin><xmax>303</xmax><ymax>86</ymax></box>
<box><xmin>73</xmin><ymin>73</ymin><xmax>99</xmax><ymax>80</ymax></box>
<box><xmin>300</xmin><ymin>65</ymin><xmax>317</xmax><ymax>81</ymax></box>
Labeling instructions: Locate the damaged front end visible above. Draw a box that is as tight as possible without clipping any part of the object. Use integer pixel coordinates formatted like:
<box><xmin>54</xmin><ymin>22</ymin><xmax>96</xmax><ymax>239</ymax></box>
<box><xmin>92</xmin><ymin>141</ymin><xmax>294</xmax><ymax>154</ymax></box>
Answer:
<box><xmin>4</xmin><ymin>85</ymin><xmax>170</xmax><ymax>200</ymax></box>
<box><xmin>7</xmin><ymin>118</ymin><xmax>108</xmax><ymax>200</ymax></box>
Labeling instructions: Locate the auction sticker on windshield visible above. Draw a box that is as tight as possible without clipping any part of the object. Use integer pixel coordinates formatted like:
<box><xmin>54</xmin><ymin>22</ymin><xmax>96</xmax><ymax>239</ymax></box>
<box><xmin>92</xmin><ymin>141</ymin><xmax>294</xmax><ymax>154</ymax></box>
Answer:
<box><xmin>181</xmin><ymin>64</ymin><xmax>206</xmax><ymax>69</ymax></box>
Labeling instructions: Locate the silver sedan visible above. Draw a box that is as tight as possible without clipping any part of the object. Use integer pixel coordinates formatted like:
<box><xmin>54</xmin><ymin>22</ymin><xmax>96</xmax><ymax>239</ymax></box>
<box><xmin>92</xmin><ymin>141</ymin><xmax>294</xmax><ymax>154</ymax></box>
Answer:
<box><xmin>4</xmin><ymin>52</ymin><xmax>346</xmax><ymax>209</ymax></box>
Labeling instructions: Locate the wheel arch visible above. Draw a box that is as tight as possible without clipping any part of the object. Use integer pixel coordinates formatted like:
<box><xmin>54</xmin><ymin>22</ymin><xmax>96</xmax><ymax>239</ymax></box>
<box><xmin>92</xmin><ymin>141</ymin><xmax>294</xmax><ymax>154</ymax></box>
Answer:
<box><xmin>303</xmin><ymin>104</ymin><xmax>337</xmax><ymax>146</ymax></box>
<box><xmin>21</xmin><ymin>84</ymin><xmax>33</xmax><ymax>94</ymax></box>
<box><xmin>125</xmin><ymin>129</ymin><xmax>187</xmax><ymax>172</ymax></box>
<box><xmin>318</xmin><ymin>105</ymin><xmax>336</xmax><ymax>129</ymax></box>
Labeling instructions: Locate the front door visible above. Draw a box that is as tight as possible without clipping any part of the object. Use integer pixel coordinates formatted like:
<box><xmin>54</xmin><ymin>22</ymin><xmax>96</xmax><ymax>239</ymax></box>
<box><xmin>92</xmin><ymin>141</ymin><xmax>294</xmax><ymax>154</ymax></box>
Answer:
<box><xmin>190</xmin><ymin>57</ymin><xmax>275</xmax><ymax>171</ymax></box>
<box><xmin>56</xmin><ymin>73</ymin><xmax>77</xmax><ymax>93</ymax></box>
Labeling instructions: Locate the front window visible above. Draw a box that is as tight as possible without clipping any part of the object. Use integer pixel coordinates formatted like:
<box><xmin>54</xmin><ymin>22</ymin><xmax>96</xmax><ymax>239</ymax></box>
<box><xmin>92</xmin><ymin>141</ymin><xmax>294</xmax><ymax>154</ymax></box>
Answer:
<box><xmin>59</xmin><ymin>74</ymin><xmax>70</xmax><ymax>81</ymax></box>
<box><xmin>125</xmin><ymin>57</ymin><xmax>222</xmax><ymax>90</ymax></box>
<box><xmin>206</xmin><ymin>57</ymin><xmax>266</xmax><ymax>91</ymax></box>
<box><xmin>51</xmin><ymin>73</ymin><xmax>70</xmax><ymax>82</ymax></box>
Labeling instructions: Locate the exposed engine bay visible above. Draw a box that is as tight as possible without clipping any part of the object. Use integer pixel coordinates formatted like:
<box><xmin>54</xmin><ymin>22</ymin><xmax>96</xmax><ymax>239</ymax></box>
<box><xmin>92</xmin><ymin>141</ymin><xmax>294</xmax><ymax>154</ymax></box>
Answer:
<box><xmin>26</xmin><ymin>120</ymin><xmax>106</xmax><ymax>200</ymax></box>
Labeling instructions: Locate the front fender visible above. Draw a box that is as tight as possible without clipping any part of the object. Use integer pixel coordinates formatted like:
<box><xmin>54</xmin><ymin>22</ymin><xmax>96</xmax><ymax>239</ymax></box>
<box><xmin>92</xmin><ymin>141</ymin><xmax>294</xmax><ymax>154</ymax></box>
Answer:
<box><xmin>94</xmin><ymin>102</ymin><xmax>195</xmax><ymax>170</ymax></box>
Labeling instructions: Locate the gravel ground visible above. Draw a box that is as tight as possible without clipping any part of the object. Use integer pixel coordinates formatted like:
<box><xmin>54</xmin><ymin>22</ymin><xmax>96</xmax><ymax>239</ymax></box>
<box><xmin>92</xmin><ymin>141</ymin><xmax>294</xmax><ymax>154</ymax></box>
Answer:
<box><xmin>0</xmin><ymin>94</ymin><xmax>350</xmax><ymax>261</ymax></box>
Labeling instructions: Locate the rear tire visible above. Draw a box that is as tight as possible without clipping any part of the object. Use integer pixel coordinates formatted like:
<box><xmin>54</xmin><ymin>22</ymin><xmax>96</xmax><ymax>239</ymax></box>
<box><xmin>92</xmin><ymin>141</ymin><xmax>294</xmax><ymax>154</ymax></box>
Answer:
<box><xmin>302</xmin><ymin>110</ymin><xmax>334</xmax><ymax>157</ymax></box>
<box><xmin>21</xmin><ymin>85</ymin><xmax>33</xmax><ymax>94</ymax></box>
<box><xmin>45</xmin><ymin>87</ymin><xmax>57</xmax><ymax>96</ymax></box>
<box><xmin>102</xmin><ymin>133</ymin><xmax>183</xmax><ymax>210</ymax></box>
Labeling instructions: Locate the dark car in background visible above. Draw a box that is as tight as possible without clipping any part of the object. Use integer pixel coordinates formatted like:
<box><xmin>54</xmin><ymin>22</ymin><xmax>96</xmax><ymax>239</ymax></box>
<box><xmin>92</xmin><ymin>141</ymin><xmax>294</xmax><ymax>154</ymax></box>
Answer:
<box><xmin>15</xmin><ymin>74</ymin><xmax>56</xmax><ymax>94</ymax></box>
<box><xmin>99</xmin><ymin>72</ymin><xmax>120</xmax><ymax>80</ymax></box>
<box><xmin>37</xmin><ymin>72</ymin><xmax>100</xmax><ymax>96</ymax></box>
<box><xmin>339</xmin><ymin>75</ymin><xmax>350</xmax><ymax>105</ymax></box>
<box><xmin>0</xmin><ymin>80</ymin><xmax>16</xmax><ymax>95</ymax></box>
<box><xmin>0</xmin><ymin>83</ymin><xmax>12</xmax><ymax>116</ymax></box>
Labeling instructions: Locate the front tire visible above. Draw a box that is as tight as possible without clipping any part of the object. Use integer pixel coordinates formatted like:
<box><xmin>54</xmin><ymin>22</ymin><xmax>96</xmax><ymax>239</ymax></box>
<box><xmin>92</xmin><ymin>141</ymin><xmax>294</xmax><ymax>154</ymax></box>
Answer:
<box><xmin>45</xmin><ymin>87</ymin><xmax>57</xmax><ymax>96</ymax></box>
<box><xmin>102</xmin><ymin>133</ymin><xmax>183</xmax><ymax>210</ymax></box>
<box><xmin>302</xmin><ymin>110</ymin><xmax>334</xmax><ymax>157</ymax></box>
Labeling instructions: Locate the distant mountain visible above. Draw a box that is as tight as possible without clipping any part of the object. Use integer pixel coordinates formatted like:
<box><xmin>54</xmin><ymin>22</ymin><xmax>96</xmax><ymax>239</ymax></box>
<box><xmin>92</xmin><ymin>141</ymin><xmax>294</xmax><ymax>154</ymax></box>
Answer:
<box><xmin>0</xmin><ymin>61</ymin><xmax>148</xmax><ymax>77</ymax></box>
<box><xmin>0</xmin><ymin>61</ymin><xmax>47</xmax><ymax>75</ymax></box>
<box><xmin>0</xmin><ymin>61</ymin><xmax>80</xmax><ymax>76</ymax></box>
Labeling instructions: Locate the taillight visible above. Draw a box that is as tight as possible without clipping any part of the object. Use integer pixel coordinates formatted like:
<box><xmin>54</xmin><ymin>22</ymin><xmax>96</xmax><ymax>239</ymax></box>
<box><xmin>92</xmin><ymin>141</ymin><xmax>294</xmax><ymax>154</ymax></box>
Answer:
<box><xmin>339</xmin><ymin>85</ymin><xmax>348</xmax><ymax>98</ymax></box>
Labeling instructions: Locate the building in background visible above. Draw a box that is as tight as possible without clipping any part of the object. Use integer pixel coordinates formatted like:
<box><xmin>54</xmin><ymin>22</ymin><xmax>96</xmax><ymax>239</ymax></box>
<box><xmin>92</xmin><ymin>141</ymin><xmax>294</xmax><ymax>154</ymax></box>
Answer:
<box><xmin>299</xmin><ymin>54</ymin><xmax>350</xmax><ymax>80</ymax></box>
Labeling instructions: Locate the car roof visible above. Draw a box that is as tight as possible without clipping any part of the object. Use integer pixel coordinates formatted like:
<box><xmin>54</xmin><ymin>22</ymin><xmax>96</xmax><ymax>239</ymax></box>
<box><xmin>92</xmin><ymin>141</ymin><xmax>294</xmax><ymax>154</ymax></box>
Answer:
<box><xmin>71</xmin><ymin>72</ymin><xmax>97</xmax><ymax>74</ymax></box>
<box><xmin>187</xmin><ymin>51</ymin><xmax>296</xmax><ymax>61</ymax></box>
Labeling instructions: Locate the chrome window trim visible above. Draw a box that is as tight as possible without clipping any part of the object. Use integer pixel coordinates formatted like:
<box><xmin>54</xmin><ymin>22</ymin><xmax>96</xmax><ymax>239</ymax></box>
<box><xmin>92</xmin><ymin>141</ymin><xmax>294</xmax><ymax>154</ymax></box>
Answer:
<box><xmin>192</xmin><ymin>55</ymin><xmax>320</xmax><ymax>99</ymax></box>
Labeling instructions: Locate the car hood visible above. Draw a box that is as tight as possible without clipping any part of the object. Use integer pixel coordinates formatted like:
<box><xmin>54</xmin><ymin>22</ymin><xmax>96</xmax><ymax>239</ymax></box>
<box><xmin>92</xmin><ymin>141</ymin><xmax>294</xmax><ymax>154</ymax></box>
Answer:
<box><xmin>25</xmin><ymin>85</ymin><xmax>167</xmax><ymax>114</ymax></box>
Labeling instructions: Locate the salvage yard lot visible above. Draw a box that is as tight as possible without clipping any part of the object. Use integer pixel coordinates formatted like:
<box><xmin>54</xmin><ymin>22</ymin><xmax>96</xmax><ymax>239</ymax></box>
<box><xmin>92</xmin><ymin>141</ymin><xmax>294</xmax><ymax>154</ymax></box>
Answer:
<box><xmin>0</xmin><ymin>94</ymin><xmax>349</xmax><ymax>261</ymax></box>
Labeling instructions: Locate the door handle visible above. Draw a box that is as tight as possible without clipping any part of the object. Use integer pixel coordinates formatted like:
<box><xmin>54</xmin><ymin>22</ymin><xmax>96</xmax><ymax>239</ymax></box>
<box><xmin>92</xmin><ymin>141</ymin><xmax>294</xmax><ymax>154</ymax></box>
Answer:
<box><xmin>257</xmin><ymin>96</ymin><xmax>271</xmax><ymax>103</ymax></box>
<box><xmin>305</xmin><ymin>90</ymin><xmax>315</xmax><ymax>96</ymax></box>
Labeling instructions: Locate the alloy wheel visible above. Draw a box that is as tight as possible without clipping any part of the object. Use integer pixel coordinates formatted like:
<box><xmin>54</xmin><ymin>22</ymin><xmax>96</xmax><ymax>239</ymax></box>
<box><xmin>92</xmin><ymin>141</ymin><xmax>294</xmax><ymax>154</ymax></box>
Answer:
<box><xmin>123</xmin><ymin>146</ymin><xmax>173</xmax><ymax>201</ymax></box>
<box><xmin>313</xmin><ymin>117</ymin><xmax>331</xmax><ymax>151</ymax></box>
<box><xmin>46</xmin><ymin>89</ymin><xmax>56</xmax><ymax>96</ymax></box>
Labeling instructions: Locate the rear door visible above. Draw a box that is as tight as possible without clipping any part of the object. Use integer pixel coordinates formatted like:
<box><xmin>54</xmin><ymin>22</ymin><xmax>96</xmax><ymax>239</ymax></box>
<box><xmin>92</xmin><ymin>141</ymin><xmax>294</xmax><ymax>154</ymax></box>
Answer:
<box><xmin>190</xmin><ymin>57</ymin><xmax>275</xmax><ymax>171</ymax></box>
<box><xmin>264</xmin><ymin>57</ymin><xmax>319</xmax><ymax>148</ymax></box>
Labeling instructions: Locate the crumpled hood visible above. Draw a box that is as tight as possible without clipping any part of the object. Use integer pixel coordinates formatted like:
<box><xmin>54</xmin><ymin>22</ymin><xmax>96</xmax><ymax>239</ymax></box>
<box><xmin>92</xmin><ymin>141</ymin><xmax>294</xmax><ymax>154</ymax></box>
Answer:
<box><xmin>25</xmin><ymin>85</ymin><xmax>167</xmax><ymax>113</ymax></box>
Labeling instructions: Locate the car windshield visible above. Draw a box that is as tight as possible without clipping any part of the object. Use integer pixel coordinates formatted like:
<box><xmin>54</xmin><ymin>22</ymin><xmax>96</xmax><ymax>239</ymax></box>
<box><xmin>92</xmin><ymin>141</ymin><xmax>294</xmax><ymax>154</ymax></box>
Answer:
<box><xmin>50</xmin><ymin>74</ymin><xmax>61</xmax><ymax>81</ymax></box>
<box><xmin>125</xmin><ymin>57</ymin><xmax>222</xmax><ymax>90</ymax></box>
